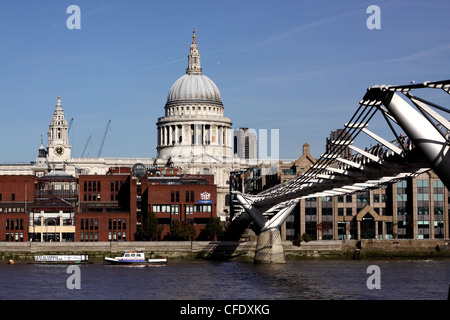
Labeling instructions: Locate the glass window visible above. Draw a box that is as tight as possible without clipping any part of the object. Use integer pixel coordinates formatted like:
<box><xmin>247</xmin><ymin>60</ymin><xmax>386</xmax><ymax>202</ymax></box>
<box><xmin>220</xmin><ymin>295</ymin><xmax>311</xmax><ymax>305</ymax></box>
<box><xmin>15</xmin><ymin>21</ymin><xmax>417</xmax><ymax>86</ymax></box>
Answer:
<box><xmin>433</xmin><ymin>180</ymin><xmax>443</xmax><ymax>188</ymax></box>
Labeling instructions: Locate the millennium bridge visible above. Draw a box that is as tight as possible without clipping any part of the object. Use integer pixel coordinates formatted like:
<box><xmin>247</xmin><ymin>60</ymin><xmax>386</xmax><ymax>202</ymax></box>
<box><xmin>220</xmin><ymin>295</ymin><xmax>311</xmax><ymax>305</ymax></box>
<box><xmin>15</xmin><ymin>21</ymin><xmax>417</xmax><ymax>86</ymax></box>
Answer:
<box><xmin>228</xmin><ymin>79</ymin><xmax>450</xmax><ymax>263</ymax></box>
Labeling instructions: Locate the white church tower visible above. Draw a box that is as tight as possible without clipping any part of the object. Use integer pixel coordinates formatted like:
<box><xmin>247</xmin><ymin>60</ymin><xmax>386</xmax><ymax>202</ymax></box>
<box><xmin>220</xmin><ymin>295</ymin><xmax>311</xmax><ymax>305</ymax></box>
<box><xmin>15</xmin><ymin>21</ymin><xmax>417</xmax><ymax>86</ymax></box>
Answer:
<box><xmin>47</xmin><ymin>96</ymin><xmax>72</xmax><ymax>163</ymax></box>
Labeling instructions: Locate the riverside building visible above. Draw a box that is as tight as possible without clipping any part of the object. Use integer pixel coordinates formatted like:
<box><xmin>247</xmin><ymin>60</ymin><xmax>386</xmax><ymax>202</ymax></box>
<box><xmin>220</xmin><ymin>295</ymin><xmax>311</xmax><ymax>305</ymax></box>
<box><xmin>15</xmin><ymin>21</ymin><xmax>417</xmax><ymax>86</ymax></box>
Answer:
<box><xmin>0</xmin><ymin>166</ymin><xmax>217</xmax><ymax>242</ymax></box>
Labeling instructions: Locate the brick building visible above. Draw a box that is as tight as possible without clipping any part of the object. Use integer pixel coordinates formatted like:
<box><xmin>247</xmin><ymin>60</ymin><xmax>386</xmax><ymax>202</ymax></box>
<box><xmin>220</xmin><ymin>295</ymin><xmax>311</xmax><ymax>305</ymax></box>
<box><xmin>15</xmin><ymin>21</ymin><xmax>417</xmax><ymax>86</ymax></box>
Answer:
<box><xmin>0</xmin><ymin>165</ymin><xmax>217</xmax><ymax>242</ymax></box>
<box><xmin>141</xmin><ymin>167</ymin><xmax>217</xmax><ymax>239</ymax></box>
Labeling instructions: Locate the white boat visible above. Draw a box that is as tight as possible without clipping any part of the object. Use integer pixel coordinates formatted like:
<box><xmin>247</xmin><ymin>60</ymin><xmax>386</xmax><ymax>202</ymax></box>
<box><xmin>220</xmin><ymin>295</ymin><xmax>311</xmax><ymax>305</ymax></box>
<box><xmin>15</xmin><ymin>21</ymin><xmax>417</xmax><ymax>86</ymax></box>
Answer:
<box><xmin>103</xmin><ymin>250</ymin><xmax>167</xmax><ymax>266</ymax></box>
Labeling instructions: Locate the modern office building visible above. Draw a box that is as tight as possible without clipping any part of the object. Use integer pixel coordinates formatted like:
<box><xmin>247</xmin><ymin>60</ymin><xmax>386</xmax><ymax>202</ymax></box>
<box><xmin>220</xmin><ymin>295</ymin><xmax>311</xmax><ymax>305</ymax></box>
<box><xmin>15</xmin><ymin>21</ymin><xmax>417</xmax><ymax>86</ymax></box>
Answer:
<box><xmin>234</xmin><ymin>128</ymin><xmax>258</xmax><ymax>161</ymax></box>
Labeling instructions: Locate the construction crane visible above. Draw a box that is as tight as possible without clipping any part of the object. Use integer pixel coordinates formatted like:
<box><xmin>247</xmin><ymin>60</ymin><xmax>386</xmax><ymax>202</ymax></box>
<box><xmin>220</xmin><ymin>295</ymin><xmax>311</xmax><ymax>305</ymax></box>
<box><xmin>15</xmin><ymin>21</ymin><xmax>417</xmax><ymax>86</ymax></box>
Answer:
<box><xmin>97</xmin><ymin>120</ymin><xmax>111</xmax><ymax>157</ymax></box>
<box><xmin>68</xmin><ymin>118</ymin><xmax>74</xmax><ymax>134</ymax></box>
<box><xmin>81</xmin><ymin>134</ymin><xmax>92</xmax><ymax>157</ymax></box>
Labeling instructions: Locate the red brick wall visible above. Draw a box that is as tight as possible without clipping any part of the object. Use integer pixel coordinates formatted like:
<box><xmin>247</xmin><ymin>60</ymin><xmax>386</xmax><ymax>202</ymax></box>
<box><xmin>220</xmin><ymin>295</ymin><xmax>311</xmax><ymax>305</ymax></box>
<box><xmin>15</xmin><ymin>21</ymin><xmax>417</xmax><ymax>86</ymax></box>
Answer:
<box><xmin>0</xmin><ymin>175</ymin><xmax>35</xmax><ymax>242</ymax></box>
<box><xmin>145</xmin><ymin>180</ymin><xmax>217</xmax><ymax>239</ymax></box>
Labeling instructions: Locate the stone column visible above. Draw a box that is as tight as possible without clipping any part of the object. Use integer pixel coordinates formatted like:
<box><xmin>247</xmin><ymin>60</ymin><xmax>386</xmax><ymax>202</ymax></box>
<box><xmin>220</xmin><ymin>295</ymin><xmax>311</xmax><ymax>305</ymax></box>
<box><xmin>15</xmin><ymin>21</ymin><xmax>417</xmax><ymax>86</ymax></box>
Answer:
<box><xmin>346</xmin><ymin>220</ymin><xmax>350</xmax><ymax>240</ymax></box>
<box><xmin>254</xmin><ymin>228</ymin><xmax>285</xmax><ymax>264</ymax></box>
<box><xmin>375</xmin><ymin>219</ymin><xmax>379</xmax><ymax>239</ymax></box>
<box><xmin>357</xmin><ymin>220</ymin><xmax>361</xmax><ymax>240</ymax></box>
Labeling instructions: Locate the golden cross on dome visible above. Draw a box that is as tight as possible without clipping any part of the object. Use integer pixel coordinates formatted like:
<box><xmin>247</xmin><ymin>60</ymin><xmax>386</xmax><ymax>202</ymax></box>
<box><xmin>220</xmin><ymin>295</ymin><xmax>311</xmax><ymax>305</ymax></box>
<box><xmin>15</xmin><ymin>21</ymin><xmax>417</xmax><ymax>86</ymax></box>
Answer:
<box><xmin>192</xmin><ymin>28</ymin><xmax>196</xmax><ymax>44</ymax></box>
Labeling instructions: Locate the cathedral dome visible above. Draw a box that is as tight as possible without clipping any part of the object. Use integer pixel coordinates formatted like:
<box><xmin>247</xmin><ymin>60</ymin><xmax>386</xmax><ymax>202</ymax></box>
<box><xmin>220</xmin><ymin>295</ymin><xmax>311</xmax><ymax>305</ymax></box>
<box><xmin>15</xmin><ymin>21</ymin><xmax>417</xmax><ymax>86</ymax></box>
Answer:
<box><xmin>165</xmin><ymin>29</ymin><xmax>222</xmax><ymax>106</ymax></box>
<box><xmin>167</xmin><ymin>73</ymin><xmax>222</xmax><ymax>104</ymax></box>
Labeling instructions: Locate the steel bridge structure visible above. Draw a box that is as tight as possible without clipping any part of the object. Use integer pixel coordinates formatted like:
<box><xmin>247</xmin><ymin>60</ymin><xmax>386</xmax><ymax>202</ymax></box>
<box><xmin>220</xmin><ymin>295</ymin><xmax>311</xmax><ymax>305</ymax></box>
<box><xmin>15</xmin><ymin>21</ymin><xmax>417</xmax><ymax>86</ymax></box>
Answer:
<box><xmin>232</xmin><ymin>79</ymin><xmax>450</xmax><ymax>263</ymax></box>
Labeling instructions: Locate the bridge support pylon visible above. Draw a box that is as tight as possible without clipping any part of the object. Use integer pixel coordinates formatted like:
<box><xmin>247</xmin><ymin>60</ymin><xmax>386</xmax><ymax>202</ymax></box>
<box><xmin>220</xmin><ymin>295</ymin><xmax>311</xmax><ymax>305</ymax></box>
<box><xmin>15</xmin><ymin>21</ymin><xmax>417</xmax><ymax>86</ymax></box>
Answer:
<box><xmin>254</xmin><ymin>228</ymin><xmax>285</xmax><ymax>264</ymax></box>
<box><xmin>235</xmin><ymin>194</ymin><xmax>298</xmax><ymax>264</ymax></box>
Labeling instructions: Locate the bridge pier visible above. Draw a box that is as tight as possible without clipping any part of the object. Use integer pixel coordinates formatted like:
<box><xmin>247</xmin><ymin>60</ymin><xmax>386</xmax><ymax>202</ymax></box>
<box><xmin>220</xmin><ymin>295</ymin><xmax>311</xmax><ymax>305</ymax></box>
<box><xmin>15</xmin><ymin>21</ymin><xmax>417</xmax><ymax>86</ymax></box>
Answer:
<box><xmin>254</xmin><ymin>228</ymin><xmax>285</xmax><ymax>264</ymax></box>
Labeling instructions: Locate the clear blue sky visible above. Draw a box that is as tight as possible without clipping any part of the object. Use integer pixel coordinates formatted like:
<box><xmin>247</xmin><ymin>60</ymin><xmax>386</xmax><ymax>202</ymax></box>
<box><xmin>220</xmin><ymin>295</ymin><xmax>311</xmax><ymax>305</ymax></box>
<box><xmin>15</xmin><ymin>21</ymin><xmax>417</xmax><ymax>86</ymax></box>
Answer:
<box><xmin>1</xmin><ymin>0</ymin><xmax>449</xmax><ymax>162</ymax></box>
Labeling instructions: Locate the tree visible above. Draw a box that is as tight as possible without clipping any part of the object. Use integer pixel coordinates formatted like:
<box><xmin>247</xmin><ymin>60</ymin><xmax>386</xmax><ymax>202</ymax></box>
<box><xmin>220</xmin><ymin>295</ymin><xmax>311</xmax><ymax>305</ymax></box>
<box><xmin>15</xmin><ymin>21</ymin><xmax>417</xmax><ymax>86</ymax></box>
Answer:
<box><xmin>137</xmin><ymin>212</ymin><xmax>163</xmax><ymax>241</ymax></box>
<box><xmin>204</xmin><ymin>217</ymin><xmax>224</xmax><ymax>241</ymax></box>
<box><xmin>170</xmin><ymin>221</ymin><xmax>197</xmax><ymax>241</ymax></box>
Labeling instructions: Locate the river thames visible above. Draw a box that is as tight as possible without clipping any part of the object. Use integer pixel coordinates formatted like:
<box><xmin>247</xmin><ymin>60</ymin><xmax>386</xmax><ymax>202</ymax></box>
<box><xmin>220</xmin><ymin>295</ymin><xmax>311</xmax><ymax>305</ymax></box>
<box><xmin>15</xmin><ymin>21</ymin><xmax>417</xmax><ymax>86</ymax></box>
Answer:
<box><xmin>0</xmin><ymin>259</ymin><xmax>448</xmax><ymax>300</ymax></box>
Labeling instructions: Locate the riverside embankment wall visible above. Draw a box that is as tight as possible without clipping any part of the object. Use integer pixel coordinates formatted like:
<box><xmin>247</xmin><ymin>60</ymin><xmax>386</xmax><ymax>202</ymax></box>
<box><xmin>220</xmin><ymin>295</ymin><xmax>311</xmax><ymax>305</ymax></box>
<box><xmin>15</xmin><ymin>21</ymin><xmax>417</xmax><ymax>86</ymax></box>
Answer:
<box><xmin>0</xmin><ymin>239</ymin><xmax>449</xmax><ymax>262</ymax></box>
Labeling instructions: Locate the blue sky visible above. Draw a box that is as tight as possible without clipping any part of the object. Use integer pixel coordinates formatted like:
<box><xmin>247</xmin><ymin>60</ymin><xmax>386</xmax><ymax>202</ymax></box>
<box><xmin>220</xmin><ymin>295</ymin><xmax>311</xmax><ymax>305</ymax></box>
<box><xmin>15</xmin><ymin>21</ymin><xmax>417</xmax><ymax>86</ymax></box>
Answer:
<box><xmin>1</xmin><ymin>0</ymin><xmax>449</xmax><ymax>162</ymax></box>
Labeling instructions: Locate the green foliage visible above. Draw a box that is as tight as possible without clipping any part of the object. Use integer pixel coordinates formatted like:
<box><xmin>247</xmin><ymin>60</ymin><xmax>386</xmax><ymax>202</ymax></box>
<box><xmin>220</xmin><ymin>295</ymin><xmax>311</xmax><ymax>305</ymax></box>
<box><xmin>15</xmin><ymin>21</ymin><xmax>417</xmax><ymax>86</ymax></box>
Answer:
<box><xmin>292</xmin><ymin>234</ymin><xmax>301</xmax><ymax>246</ymax></box>
<box><xmin>136</xmin><ymin>212</ymin><xmax>163</xmax><ymax>241</ymax></box>
<box><xmin>301</xmin><ymin>233</ymin><xmax>312</xmax><ymax>242</ymax></box>
<box><xmin>204</xmin><ymin>217</ymin><xmax>224</xmax><ymax>240</ymax></box>
<box><xmin>169</xmin><ymin>220</ymin><xmax>197</xmax><ymax>241</ymax></box>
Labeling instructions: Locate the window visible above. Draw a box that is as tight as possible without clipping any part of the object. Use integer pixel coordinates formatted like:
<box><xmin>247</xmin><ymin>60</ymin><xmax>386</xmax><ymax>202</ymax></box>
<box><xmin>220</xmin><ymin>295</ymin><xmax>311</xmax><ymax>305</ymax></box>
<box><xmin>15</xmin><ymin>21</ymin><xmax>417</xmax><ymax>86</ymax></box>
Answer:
<box><xmin>357</xmin><ymin>193</ymin><xmax>368</xmax><ymax>203</ymax></box>
<box><xmin>186</xmin><ymin>191</ymin><xmax>189</xmax><ymax>202</ymax></box>
<box><xmin>186</xmin><ymin>205</ymin><xmax>194</xmax><ymax>215</ymax></box>
<box><xmin>191</xmin><ymin>191</ymin><xmax>194</xmax><ymax>202</ymax></box>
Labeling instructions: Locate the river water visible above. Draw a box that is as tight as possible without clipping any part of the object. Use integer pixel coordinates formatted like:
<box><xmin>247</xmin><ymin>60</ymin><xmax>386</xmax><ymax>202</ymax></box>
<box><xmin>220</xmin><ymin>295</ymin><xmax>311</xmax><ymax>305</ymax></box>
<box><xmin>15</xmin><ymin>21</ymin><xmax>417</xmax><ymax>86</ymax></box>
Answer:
<box><xmin>0</xmin><ymin>259</ymin><xmax>448</xmax><ymax>300</ymax></box>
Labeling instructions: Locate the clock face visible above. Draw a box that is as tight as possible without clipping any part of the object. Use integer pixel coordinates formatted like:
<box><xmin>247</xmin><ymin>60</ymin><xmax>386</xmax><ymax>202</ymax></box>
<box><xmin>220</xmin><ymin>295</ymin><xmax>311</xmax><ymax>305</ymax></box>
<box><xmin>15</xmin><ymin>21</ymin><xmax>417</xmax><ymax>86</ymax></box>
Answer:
<box><xmin>54</xmin><ymin>146</ymin><xmax>65</xmax><ymax>156</ymax></box>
